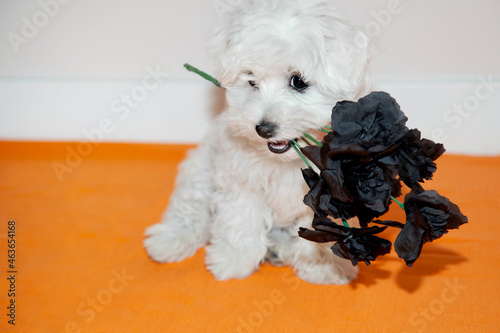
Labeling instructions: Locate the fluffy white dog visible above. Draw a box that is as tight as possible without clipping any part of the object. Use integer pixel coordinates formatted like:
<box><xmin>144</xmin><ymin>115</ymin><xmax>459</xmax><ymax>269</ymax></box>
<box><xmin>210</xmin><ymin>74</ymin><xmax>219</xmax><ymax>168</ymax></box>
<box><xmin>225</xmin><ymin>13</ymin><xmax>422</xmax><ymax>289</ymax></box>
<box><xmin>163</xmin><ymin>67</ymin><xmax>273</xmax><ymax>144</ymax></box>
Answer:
<box><xmin>144</xmin><ymin>0</ymin><xmax>374</xmax><ymax>284</ymax></box>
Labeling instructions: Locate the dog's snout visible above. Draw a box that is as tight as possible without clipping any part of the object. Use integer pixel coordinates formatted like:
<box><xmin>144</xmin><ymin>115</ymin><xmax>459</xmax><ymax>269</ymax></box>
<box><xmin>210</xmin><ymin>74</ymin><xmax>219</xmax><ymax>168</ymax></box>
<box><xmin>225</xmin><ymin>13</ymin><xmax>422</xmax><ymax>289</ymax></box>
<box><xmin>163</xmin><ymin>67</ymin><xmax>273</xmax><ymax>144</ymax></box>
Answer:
<box><xmin>256</xmin><ymin>123</ymin><xmax>277</xmax><ymax>139</ymax></box>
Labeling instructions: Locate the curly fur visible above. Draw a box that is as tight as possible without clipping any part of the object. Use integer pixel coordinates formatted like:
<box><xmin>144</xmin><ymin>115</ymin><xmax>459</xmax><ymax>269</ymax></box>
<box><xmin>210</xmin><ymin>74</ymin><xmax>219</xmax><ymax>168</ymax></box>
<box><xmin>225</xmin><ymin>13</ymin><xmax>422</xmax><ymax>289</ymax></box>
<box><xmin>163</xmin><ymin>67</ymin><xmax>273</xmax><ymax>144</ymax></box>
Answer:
<box><xmin>144</xmin><ymin>0</ymin><xmax>374</xmax><ymax>284</ymax></box>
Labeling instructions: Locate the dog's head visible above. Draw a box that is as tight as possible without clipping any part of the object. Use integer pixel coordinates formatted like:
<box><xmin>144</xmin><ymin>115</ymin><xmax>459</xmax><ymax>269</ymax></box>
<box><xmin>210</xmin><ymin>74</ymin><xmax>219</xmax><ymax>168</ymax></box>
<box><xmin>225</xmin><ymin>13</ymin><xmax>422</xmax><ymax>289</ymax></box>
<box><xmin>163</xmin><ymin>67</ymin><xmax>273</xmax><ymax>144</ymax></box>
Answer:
<box><xmin>207</xmin><ymin>0</ymin><xmax>375</xmax><ymax>160</ymax></box>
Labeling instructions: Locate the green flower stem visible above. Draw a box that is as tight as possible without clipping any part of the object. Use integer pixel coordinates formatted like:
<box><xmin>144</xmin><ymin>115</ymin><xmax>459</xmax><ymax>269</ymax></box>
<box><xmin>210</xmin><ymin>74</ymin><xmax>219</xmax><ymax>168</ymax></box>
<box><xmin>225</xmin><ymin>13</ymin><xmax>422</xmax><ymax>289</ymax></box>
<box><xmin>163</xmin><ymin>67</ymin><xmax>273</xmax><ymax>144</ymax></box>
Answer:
<box><xmin>324</xmin><ymin>125</ymin><xmax>332</xmax><ymax>130</ymax></box>
<box><xmin>391</xmin><ymin>196</ymin><xmax>405</xmax><ymax>210</ymax></box>
<box><xmin>320</xmin><ymin>128</ymin><xmax>330</xmax><ymax>134</ymax></box>
<box><xmin>291</xmin><ymin>140</ymin><xmax>312</xmax><ymax>169</ymax></box>
<box><xmin>184</xmin><ymin>63</ymin><xmax>221</xmax><ymax>88</ymax></box>
<box><xmin>300</xmin><ymin>136</ymin><xmax>313</xmax><ymax>146</ymax></box>
<box><xmin>302</xmin><ymin>132</ymin><xmax>323</xmax><ymax>147</ymax></box>
<box><xmin>342</xmin><ymin>219</ymin><xmax>350</xmax><ymax>228</ymax></box>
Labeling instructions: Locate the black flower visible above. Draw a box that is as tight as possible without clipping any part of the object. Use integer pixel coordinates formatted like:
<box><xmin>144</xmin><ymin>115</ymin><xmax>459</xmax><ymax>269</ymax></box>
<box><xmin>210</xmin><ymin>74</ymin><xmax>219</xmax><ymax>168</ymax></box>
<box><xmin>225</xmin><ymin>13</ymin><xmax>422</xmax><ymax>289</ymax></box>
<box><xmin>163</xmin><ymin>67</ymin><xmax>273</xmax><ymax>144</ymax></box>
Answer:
<box><xmin>302</xmin><ymin>168</ymin><xmax>357</xmax><ymax>221</ymax></box>
<box><xmin>398</xmin><ymin>129</ymin><xmax>446</xmax><ymax>188</ymax></box>
<box><xmin>301</xmin><ymin>144</ymin><xmax>401</xmax><ymax>226</ymax></box>
<box><xmin>300</xmin><ymin>92</ymin><xmax>408</xmax><ymax>226</ymax></box>
<box><xmin>342</xmin><ymin>158</ymin><xmax>401</xmax><ymax>225</ymax></box>
<box><xmin>297</xmin><ymin>90</ymin><xmax>466</xmax><ymax>267</ymax></box>
<box><xmin>328</xmin><ymin>91</ymin><xmax>409</xmax><ymax>148</ymax></box>
<box><xmin>298</xmin><ymin>216</ymin><xmax>392</xmax><ymax>266</ymax></box>
<box><xmin>394</xmin><ymin>186</ymin><xmax>468</xmax><ymax>267</ymax></box>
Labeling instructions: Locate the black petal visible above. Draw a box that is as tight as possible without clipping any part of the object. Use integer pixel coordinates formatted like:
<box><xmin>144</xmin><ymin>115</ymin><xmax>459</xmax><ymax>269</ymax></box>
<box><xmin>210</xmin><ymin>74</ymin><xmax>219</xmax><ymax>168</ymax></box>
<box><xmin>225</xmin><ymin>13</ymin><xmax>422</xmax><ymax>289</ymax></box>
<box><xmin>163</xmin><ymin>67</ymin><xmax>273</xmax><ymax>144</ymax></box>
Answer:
<box><xmin>330</xmin><ymin>91</ymin><xmax>409</xmax><ymax>147</ymax></box>
<box><xmin>398</xmin><ymin>129</ymin><xmax>446</xmax><ymax>187</ymax></box>
<box><xmin>298</xmin><ymin>227</ymin><xmax>341</xmax><ymax>243</ymax></box>
<box><xmin>299</xmin><ymin>216</ymin><xmax>392</xmax><ymax>266</ymax></box>
<box><xmin>394</xmin><ymin>187</ymin><xmax>468</xmax><ymax>266</ymax></box>
<box><xmin>333</xmin><ymin>233</ymin><xmax>392</xmax><ymax>266</ymax></box>
<box><xmin>301</xmin><ymin>168</ymin><xmax>320</xmax><ymax>190</ymax></box>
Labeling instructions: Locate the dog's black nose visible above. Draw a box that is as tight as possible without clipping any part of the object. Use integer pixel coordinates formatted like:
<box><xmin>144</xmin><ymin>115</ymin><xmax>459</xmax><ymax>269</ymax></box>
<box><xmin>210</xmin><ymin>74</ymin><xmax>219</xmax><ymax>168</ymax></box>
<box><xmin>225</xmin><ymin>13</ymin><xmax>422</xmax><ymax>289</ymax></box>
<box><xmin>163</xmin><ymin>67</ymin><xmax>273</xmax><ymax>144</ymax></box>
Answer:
<box><xmin>256</xmin><ymin>123</ymin><xmax>277</xmax><ymax>139</ymax></box>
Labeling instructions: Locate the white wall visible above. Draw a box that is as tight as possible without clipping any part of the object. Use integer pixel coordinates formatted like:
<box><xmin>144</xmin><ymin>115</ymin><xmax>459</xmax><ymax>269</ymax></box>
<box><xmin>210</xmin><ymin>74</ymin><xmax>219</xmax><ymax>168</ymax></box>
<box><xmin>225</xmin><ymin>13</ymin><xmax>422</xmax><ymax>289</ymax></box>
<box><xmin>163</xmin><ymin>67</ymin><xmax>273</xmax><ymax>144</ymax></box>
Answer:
<box><xmin>0</xmin><ymin>0</ymin><xmax>499</xmax><ymax>155</ymax></box>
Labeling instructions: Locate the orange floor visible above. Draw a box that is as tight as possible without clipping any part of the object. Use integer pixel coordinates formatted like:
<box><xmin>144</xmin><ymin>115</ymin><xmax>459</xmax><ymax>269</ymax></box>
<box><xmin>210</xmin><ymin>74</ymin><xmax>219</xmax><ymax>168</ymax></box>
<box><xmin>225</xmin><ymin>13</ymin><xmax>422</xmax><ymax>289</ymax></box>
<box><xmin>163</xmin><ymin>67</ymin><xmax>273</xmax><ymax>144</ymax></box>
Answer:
<box><xmin>0</xmin><ymin>141</ymin><xmax>499</xmax><ymax>332</ymax></box>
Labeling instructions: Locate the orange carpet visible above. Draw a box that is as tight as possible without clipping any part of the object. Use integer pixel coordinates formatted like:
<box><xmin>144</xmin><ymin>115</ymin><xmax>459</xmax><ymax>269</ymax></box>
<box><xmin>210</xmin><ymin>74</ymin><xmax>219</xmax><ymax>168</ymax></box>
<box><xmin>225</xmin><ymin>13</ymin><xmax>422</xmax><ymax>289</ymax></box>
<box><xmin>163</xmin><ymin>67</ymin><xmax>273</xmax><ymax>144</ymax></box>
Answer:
<box><xmin>0</xmin><ymin>141</ymin><xmax>499</xmax><ymax>333</ymax></box>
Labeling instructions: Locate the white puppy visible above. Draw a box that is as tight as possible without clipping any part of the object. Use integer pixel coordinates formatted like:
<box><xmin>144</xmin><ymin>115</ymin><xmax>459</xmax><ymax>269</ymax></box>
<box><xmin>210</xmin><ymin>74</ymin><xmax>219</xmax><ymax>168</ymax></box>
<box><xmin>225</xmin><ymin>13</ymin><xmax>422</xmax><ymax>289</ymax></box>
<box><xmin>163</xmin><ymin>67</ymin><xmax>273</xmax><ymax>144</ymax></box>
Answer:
<box><xmin>144</xmin><ymin>0</ymin><xmax>374</xmax><ymax>284</ymax></box>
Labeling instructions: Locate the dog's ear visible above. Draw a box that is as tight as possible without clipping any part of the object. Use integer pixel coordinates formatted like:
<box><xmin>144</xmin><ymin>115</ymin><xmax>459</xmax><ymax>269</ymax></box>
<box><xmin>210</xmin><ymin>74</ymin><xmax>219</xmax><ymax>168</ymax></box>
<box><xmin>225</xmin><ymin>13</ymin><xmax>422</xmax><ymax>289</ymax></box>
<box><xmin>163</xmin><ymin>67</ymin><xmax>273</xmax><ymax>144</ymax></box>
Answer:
<box><xmin>337</xmin><ymin>27</ymin><xmax>378</xmax><ymax>100</ymax></box>
<box><xmin>205</xmin><ymin>0</ymin><xmax>273</xmax><ymax>87</ymax></box>
<box><xmin>205</xmin><ymin>4</ymin><xmax>245</xmax><ymax>88</ymax></box>
<box><xmin>317</xmin><ymin>11</ymin><xmax>378</xmax><ymax>101</ymax></box>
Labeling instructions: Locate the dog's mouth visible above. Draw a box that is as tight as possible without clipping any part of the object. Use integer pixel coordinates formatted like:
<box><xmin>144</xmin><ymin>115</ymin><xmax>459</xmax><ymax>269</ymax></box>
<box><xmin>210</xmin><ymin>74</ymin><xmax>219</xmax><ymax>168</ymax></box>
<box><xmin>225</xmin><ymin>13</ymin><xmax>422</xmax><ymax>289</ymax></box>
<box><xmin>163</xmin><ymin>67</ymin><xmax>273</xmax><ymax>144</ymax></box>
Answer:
<box><xmin>267</xmin><ymin>140</ymin><xmax>293</xmax><ymax>154</ymax></box>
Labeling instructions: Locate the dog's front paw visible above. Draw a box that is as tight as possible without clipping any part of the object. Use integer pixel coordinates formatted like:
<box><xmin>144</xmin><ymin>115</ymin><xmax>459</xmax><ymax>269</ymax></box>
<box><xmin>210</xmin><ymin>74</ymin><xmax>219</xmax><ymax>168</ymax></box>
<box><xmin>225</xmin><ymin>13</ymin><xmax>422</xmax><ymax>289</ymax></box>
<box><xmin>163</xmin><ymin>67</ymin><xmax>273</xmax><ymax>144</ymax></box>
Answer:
<box><xmin>292</xmin><ymin>241</ymin><xmax>359</xmax><ymax>285</ymax></box>
<box><xmin>295</xmin><ymin>259</ymin><xmax>359</xmax><ymax>285</ymax></box>
<box><xmin>144</xmin><ymin>223</ymin><xmax>201</xmax><ymax>263</ymax></box>
<box><xmin>205</xmin><ymin>241</ymin><xmax>265</xmax><ymax>280</ymax></box>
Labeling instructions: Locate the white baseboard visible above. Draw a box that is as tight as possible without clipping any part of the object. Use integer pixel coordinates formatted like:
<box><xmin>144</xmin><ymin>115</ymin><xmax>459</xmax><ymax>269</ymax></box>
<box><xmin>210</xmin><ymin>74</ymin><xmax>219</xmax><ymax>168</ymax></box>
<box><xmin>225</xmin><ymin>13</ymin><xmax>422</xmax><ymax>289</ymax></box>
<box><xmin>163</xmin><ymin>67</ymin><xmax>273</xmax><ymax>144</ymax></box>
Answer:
<box><xmin>0</xmin><ymin>76</ymin><xmax>499</xmax><ymax>156</ymax></box>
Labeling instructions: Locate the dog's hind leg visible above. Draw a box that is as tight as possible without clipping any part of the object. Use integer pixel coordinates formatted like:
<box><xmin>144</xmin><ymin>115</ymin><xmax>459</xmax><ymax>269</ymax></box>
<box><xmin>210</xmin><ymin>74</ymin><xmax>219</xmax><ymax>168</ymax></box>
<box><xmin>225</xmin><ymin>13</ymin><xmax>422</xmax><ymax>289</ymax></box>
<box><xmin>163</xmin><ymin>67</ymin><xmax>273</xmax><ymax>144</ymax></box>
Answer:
<box><xmin>144</xmin><ymin>144</ymin><xmax>212</xmax><ymax>263</ymax></box>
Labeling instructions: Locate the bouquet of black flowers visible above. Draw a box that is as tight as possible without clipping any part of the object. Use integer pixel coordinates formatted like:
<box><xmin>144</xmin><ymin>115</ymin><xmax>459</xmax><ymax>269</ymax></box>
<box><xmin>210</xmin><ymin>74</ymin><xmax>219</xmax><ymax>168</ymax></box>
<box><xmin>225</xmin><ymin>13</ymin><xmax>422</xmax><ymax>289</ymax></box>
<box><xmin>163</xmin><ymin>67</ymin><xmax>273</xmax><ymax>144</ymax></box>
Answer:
<box><xmin>183</xmin><ymin>64</ymin><xmax>468</xmax><ymax>268</ymax></box>
<box><xmin>293</xmin><ymin>91</ymin><xmax>468</xmax><ymax>267</ymax></box>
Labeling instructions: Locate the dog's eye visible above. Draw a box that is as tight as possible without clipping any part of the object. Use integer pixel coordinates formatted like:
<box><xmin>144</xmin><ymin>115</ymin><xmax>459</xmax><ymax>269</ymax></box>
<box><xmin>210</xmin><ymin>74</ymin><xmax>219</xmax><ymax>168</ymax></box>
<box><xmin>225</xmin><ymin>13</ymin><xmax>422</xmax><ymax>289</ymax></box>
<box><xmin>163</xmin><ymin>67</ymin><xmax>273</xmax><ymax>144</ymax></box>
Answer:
<box><xmin>249</xmin><ymin>80</ymin><xmax>257</xmax><ymax>88</ymax></box>
<box><xmin>290</xmin><ymin>75</ymin><xmax>308</xmax><ymax>91</ymax></box>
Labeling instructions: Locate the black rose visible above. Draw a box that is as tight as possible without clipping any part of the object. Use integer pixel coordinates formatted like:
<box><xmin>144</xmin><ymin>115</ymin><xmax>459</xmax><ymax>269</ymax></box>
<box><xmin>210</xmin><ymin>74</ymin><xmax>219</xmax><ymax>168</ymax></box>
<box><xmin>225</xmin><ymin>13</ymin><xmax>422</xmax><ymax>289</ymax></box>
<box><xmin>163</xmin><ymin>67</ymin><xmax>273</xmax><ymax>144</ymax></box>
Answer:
<box><xmin>298</xmin><ymin>216</ymin><xmax>392</xmax><ymax>266</ymax></box>
<box><xmin>342</xmin><ymin>158</ymin><xmax>400</xmax><ymax>226</ymax></box>
<box><xmin>296</xmin><ymin>90</ymin><xmax>466</xmax><ymax>267</ymax></box>
<box><xmin>301</xmin><ymin>144</ymin><xmax>401</xmax><ymax>226</ymax></box>
<box><xmin>398</xmin><ymin>129</ymin><xmax>446</xmax><ymax>188</ymax></box>
<box><xmin>328</xmin><ymin>91</ymin><xmax>409</xmax><ymax>148</ymax></box>
<box><xmin>300</xmin><ymin>92</ymin><xmax>407</xmax><ymax>225</ymax></box>
<box><xmin>394</xmin><ymin>186</ymin><xmax>468</xmax><ymax>267</ymax></box>
<box><xmin>302</xmin><ymin>168</ymin><xmax>357</xmax><ymax>221</ymax></box>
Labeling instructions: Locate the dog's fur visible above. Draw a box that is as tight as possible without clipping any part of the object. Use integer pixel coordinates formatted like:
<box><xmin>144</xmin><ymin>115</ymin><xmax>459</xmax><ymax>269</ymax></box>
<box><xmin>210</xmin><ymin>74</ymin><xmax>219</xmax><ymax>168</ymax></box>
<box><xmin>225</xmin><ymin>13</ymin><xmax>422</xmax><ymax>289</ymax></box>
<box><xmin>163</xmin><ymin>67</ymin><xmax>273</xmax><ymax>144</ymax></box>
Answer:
<box><xmin>144</xmin><ymin>0</ymin><xmax>374</xmax><ymax>284</ymax></box>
